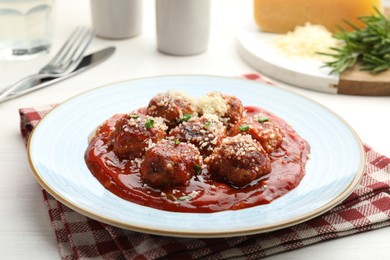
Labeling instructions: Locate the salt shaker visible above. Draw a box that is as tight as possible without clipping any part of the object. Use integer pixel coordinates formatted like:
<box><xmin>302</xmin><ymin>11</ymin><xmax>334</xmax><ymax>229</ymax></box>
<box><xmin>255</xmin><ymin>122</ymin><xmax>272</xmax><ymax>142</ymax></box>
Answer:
<box><xmin>90</xmin><ymin>0</ymin><xmax>142</xmax><ymax>39</ymax></box>
<box><xmin>156</xmin><ymin>0</ymin><xmax>211</xmax><ymax>56</ymax></box>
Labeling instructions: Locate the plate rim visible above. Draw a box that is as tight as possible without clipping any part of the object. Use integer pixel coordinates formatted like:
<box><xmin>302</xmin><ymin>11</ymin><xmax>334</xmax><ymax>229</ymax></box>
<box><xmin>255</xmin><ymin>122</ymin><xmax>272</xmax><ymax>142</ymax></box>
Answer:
<box><xmin>27</xmin><ymin>74</ymin><xmax>366</xmax><ymax>238</ymax></box>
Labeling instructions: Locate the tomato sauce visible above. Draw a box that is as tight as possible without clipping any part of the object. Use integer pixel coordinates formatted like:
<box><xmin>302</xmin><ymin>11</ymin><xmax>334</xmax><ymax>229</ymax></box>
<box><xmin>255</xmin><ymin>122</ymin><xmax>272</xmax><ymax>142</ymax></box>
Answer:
<box><xmin>84</xmin><ymin>106</ymin><xmax>310</xmax><ymax>213</ymax></box>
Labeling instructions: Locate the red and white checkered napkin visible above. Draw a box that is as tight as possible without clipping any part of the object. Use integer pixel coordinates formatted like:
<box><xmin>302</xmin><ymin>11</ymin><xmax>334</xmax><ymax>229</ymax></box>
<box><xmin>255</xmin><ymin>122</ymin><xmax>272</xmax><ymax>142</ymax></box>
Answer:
<box><xmin>19</xmin><ymin>74</ymin><xmax>390</xmax><ymax>259</ymax></box>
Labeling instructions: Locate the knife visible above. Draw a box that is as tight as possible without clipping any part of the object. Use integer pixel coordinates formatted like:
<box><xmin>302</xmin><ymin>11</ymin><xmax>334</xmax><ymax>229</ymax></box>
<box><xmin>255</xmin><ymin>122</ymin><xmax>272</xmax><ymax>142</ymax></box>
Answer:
<box><xmin>0</xmin><ymin>46</ymin><xmax>115</xmax><ymax>103</ymax></box>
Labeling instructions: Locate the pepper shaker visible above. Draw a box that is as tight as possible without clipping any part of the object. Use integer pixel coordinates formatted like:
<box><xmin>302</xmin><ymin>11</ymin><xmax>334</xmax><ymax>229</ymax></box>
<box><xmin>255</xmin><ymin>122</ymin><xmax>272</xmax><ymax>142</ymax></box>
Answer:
<box><xmin>90</xmin><ymin>0</ymin><xmax>142</xmax><ymax>39</ymax></box>
<box><xmin>156</xmin><ymin>0</ymin><xmax>211</xmax><ymax>56</ymax></box>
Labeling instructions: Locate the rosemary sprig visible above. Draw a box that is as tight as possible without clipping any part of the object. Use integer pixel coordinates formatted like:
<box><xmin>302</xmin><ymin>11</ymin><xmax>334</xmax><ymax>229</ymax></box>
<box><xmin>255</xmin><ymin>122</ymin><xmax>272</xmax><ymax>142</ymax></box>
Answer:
<box><xmin>319</xmin><ymin>8</ymin><xmax>390</xmax><ymax>74</ymax></box>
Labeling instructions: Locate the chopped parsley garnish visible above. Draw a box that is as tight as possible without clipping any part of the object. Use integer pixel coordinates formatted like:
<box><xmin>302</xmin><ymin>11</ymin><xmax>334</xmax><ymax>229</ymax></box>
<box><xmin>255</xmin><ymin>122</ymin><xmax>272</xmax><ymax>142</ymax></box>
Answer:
<box><xmin>145</xmin><ymin>118</ymin><xmax>155</xmax><ymax>129</ymax></box>
<box><xmin>204</xmin><ymin>121</ymin><xmax>211</xmax><ymax>127</ymax></box>
<box><xmin>238</xmin><ymin>125</ymin><xmax>250</xmax><ymax>131</ymax></box>
<box><xmin>195</xmin><ymin>164</ymin><xmax>201</xmax><ymax>175</ymax></box>
<box><xmin>166</xmin><ymin>193</ymin><xmax>176</xmax><ymax>201</ymax></box>
<box><xmin>181</xmin><ymin>114</ymin><xmax>192</xmax><ymax>122</ymax></box>
<box><xmin>174</xmin><ymin>139</ymin><xmax>181</xmax><ymax>145</ymax></box>
<box><xmin>129</xmin><ymin>114</ymin><xmax>139</xmax><ymax>118</ymax></box>
<box><xmin>257</xmin><ymin>116</ymin><xmax>269</xmax><ymax>123</ymax></box>
<box><xmin>177</xmin><ymin>195</ymin><xmax>192</xmax><ymax>201</ymax></box>
<box><xmin>166</xmin><ymin>194</ymin><xmax>192</xmax><ymax>201</ymax></box>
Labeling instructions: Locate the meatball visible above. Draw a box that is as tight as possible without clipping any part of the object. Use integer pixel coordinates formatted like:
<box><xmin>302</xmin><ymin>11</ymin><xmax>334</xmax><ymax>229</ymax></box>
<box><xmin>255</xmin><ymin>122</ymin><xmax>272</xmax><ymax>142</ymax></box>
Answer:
<box><xmin>169</xmin><ymin>114</ymin><xmax>226</xmax><ymax>156</ymax></box>
<box><xmin>197</xmin><ymin>92</ymin><xmax>244</xmax><ymax>129</ymax></box>
<box><xmin>112</xmin><ymin>114</ymin><xmax>168</xmax><ymax>159</ymax></box>
<box><xmin>146</xmin><ymin>91</ymin><xmax>197</xmax><ymax>128</ymax></box>
<box><xmin>206</xmin><ymin>134</ymin><xmax>271</xmax><ymax>187</ymax></box>
<box><xmin>140</xmin><ymin>139</ymin><xmax>203</xmax><ymax>188</ymax></box>
<box><xmin>229</xmin><ymin>113</ymin><xmax>284</xmax><ymax>154</ymax></box>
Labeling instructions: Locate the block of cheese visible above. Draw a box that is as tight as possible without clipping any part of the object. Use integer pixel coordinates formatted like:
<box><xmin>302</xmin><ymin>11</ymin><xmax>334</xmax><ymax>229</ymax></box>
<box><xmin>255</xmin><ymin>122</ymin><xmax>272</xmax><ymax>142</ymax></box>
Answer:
<box><xmin>253</xmin><ymin>0</ymin><xmax>383</xmax><ymax>33</ymax></box>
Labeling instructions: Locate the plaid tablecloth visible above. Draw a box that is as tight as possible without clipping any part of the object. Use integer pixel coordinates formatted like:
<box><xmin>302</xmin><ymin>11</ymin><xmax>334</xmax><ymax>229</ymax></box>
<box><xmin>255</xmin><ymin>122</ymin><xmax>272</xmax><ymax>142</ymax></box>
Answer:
<box><xmin>19</xmin><ymin>74</ymin><xmax>390</xmax><ymax>259</ymax></box>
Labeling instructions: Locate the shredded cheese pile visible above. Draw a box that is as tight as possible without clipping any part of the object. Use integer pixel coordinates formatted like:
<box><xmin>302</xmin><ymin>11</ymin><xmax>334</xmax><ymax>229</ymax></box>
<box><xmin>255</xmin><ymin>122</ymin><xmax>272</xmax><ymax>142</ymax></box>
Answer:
<box><xmin>275</xmin><ymin>22</ymin><xmax>339</xmax><ymax>60</ymax></box>
<box><xmin>197</xmin><ymin>93</ymin><xmax>228</xmax><ymax>117</ymax></box>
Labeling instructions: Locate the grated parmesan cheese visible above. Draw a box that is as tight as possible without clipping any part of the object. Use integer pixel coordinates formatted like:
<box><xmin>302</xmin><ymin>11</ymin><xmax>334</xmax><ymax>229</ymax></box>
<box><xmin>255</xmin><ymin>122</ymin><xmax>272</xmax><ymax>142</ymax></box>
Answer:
<box><xmin>197</xmin><ymin>93</ymin><xmax>228</xmax><ymax>117</ymax></box>
<box><xmin>275</xmin><ymin>22</ymin><xmax>339</xmax><ymax>61</ymax></box>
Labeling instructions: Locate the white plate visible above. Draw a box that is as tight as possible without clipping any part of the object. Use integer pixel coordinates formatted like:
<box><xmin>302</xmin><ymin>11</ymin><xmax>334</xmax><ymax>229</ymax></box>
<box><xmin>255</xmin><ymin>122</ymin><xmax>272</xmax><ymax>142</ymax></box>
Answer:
<box><xmin>237</xmin><ymin>23</ymin><xmax>340</xmax><ymax>93</ymax></box>
<box><xmin>28</xmin><ymin>75</ymin><xmax>365</xmax><ymax>237</ymax></box>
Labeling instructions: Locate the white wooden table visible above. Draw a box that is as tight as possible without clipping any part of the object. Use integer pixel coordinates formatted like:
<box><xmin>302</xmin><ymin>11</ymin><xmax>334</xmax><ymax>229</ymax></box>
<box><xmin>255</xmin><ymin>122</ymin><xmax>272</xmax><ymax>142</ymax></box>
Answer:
<box><xmin>1</xmin><ymin>1</ymin><xmax>389</xmax><ymax>259</ymax></box>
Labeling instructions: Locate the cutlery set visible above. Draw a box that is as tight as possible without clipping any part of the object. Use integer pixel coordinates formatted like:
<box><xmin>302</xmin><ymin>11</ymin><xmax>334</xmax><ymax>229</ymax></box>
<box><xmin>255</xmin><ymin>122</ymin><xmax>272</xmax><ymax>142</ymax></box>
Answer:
<box><xmin>0</xmin><ymin>27</ymin><xmax>115</xmax><ymax>104</ymax></box>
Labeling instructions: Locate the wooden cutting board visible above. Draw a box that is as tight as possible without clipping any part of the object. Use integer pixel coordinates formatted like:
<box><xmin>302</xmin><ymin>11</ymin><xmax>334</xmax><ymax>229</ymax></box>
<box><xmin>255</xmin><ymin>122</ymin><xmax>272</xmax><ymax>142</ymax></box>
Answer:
<box><xmin>337</xmin><ymin>66</ymin><xmax>390</xmax><ymax>95</ymax></box>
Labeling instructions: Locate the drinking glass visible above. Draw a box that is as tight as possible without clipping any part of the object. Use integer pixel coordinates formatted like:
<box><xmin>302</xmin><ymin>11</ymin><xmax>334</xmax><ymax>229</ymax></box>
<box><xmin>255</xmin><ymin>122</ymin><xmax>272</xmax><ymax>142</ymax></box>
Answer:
<box><xmin>0</xmin><ymin>0</ymin><xmax>55</xmax><ymax>60</ymax></box>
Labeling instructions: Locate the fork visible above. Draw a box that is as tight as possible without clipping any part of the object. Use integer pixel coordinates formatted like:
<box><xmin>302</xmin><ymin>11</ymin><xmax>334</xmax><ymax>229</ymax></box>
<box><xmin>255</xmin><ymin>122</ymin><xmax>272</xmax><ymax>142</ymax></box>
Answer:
<box><xmin>0</xmin><ymin>27</ymin><xmax>94</xmax><ymax>102</ymax></box>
